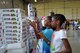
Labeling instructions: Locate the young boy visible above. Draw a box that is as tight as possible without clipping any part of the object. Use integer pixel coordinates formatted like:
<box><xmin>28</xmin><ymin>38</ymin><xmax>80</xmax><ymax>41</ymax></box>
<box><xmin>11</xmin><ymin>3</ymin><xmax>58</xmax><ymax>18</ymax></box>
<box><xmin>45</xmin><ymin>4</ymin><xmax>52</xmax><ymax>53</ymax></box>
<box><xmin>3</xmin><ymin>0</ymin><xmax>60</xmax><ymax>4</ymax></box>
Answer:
<box><xmin>50</xmin><ymin>14</ymin><xmax>72</xmax><ymax>53</ymax></box>
<box><xmin>30</xmin><ymin>16</ymin><xmax>53</xmax><ymax>53</ymax></box>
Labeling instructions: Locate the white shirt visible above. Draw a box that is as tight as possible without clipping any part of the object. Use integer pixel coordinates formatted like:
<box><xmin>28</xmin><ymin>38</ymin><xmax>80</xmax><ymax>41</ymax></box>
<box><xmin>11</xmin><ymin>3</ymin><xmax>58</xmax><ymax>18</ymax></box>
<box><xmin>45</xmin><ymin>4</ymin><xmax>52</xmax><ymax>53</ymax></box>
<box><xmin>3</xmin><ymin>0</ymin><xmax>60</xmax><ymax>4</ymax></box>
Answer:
<box><xmin>50</xmin><ymin>29</ymin><xmax>67</xmax><ymax>53</ymax></box>
<box><xmin>74</xmin><ymin>21</ymin><xmax>78</xmax><ymax>26</ymax></box>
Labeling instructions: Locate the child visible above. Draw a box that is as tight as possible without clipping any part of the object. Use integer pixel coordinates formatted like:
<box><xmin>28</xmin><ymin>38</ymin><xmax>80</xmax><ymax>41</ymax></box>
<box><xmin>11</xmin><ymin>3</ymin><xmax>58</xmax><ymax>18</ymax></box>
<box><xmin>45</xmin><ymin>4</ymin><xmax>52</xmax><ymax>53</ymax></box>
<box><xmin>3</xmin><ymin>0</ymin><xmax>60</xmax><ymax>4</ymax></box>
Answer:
<box><xmin>30</xmin><ymin>16</ymin><xmax>53</xmax><ymax>53</ymax></box>
<box><xmin>50</xmin><ymin>14</ymin><xmax>72</xmax><ymax>53</ymax></box>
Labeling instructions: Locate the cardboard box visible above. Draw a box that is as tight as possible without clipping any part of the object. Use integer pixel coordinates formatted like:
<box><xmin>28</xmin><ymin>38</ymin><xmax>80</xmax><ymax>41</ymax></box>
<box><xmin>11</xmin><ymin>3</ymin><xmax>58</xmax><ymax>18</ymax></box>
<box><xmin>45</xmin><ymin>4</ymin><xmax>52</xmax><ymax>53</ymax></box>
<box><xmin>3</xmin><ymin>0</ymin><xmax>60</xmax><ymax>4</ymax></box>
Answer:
<box><xmin>6</xmin><ymin>42</ymin><xmax>26</xmax><ymax>49</ymax></box>
<box><xmin>7</xmin><ymin>46</ymin><xmax>26</xmax><ymax>53</ymax></box>
<box><xmin>0</xmin><ymin>45</ymin><xmax>7</xmax><ymax>53</ymax></box>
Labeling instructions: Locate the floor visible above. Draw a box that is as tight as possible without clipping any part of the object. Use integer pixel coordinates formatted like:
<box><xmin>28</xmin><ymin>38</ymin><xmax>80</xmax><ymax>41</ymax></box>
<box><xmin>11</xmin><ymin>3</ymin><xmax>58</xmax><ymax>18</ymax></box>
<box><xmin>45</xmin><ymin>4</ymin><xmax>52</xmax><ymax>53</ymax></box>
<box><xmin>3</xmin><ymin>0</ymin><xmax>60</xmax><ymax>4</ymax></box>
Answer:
<box><xmin>67</xmin><ymin>25</ymin><xmax>80</xmax><ymax>53</ymax></box>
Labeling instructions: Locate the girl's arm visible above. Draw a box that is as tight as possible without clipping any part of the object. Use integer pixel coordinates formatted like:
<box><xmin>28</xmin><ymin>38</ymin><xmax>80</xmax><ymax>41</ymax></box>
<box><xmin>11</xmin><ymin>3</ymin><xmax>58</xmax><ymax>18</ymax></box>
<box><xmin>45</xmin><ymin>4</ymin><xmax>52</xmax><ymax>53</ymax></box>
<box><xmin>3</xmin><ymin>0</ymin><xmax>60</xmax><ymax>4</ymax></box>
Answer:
<box><xmin>57</xmin><ymin>39</ymin><xmax>72</xmax><ymax>53</ymax></box>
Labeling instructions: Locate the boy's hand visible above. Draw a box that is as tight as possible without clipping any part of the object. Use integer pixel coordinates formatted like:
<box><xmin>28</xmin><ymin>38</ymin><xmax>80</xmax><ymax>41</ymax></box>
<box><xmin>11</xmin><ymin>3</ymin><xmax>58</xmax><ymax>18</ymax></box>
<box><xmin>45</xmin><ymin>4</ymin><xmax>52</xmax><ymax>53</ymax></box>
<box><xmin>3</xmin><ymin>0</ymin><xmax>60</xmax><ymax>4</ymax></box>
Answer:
<box><xmin>30</xmin><ymin>21</ymin><xmax>36</xmax><ymax>28</ymax></box>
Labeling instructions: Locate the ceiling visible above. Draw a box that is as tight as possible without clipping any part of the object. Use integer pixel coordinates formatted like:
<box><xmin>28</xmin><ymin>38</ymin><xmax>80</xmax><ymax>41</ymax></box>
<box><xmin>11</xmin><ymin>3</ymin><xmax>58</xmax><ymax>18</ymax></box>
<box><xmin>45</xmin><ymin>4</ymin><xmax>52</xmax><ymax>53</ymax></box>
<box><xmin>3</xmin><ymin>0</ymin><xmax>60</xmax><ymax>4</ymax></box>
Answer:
<box><xmin>22</xmin><ymin>0</ymin><xmax>80</xmax><ymax>5</ymax></box>
<box><xmin>24</xmin><ymin>0</ymin><xmax>80</xmax><ymax>3</ymax></box>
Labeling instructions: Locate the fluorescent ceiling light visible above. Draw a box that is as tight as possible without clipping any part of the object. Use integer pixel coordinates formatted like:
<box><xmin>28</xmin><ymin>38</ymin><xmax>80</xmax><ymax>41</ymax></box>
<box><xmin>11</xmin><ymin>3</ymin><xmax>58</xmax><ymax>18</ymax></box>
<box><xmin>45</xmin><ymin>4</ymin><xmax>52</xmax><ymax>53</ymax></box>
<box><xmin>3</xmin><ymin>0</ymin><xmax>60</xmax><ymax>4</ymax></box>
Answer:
<box><xmin>34</xmin><ymin>0</ymin><xmax>37</xmax><ymax>2</ymax></box>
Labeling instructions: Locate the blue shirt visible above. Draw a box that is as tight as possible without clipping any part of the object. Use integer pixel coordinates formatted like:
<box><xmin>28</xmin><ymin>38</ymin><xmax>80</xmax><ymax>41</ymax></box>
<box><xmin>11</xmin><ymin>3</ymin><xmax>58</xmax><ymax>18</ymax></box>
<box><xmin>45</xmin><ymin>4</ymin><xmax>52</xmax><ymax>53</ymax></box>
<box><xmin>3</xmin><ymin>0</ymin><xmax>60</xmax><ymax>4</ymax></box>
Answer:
<box><xmin>42</xmin><ymin>28</ymin><xmax>53</xmax><ymax>53</ymax></box>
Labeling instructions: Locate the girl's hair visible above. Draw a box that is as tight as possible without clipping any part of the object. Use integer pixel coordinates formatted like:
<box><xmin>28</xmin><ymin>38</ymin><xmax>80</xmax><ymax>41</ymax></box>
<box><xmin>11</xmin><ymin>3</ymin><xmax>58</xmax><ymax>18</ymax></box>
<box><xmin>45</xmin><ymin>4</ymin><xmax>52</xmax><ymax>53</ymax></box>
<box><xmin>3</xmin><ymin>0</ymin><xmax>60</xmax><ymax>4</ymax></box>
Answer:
<box><xmin>50</xmin><ymin>12</ymin><xmax>55</xmax><ymax>17</ymax></box>
<box><xmin>52</xmin><ymin>14</ymin><xmax>66</xmax><ymax>26</ymax></box>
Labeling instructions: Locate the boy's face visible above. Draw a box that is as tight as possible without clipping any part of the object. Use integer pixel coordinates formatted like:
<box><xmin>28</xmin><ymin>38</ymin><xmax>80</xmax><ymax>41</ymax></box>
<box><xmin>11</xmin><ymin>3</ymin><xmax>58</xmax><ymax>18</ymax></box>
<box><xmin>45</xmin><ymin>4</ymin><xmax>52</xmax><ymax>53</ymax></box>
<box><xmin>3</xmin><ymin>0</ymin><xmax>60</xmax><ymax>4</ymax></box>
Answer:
<box><xmin>51</xmin><ymin>18</ymin><xmax>57</xmax><ymax>29</ymax></box>
<box><xmin>44</xmin><ymin>18</ymin><xmax>50</xmax><ymax>26</ymax></box>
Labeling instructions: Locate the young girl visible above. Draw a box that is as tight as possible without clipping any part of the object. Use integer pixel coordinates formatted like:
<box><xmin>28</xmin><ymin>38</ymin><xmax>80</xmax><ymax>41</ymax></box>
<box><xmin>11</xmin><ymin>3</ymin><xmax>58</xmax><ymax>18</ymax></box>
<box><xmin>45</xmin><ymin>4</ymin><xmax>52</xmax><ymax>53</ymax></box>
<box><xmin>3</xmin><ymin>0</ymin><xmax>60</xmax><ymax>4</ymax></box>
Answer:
<box><xmin>50</xmin><ymin>14</ymin><xmax>72</xmax><ymax>53</ymax></box>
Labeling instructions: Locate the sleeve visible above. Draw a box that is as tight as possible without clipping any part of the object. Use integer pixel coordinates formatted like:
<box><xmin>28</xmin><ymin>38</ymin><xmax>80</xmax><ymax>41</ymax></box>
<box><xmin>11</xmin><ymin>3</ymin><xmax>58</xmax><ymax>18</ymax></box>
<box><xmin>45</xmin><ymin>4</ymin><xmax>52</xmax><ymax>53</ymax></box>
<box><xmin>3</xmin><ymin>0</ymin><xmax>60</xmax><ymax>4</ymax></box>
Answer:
<box><xmin>42</xmin><ymin>29</ymin><xmax>53</xmax><ymax>41</ymax></box>
<box><xmin>60</xmin><ymin>30</ymin><xmax>67</xmax><ymax>39</ymax></box>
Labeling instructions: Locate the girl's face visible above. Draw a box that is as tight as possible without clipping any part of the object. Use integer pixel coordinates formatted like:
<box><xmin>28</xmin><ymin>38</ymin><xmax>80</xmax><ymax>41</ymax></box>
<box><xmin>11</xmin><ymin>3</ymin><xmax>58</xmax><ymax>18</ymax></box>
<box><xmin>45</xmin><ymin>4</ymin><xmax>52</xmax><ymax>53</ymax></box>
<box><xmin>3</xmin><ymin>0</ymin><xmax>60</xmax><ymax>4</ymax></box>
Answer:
<box><xmin>51</xmin><ymin>18</ymin><xmax>57</xmax><ymax>29</ymax></box>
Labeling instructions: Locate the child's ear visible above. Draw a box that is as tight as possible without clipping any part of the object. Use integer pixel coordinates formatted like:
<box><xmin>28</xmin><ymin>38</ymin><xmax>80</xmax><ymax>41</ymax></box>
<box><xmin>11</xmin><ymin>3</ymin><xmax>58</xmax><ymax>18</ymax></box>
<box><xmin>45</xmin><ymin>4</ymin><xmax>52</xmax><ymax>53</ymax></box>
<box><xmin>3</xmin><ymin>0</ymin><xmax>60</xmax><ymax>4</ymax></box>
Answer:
<box><xmin>57</xmin><ymin>20</ymin><xmax>60</xmax><ymax>25</ymax></box>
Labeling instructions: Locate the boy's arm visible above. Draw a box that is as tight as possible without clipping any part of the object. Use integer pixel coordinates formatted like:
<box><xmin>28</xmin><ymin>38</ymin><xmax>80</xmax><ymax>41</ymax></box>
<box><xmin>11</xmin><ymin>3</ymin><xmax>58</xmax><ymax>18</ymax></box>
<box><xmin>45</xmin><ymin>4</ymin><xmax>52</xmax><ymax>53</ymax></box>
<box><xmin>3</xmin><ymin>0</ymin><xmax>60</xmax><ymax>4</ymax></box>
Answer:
<box><xmin>38</xmin><ymin>32</ymin><xmax>51</xmax><ymax>45</ymax></box>
<box><xmin>30</xmin><ymin>21</ymin><xmax>41</xmax><ymax>39</ymax></box>
<box><xmin>30</xmin><ymin>21</ymin><xmax>51</xmax><ymax>44</ymax></box>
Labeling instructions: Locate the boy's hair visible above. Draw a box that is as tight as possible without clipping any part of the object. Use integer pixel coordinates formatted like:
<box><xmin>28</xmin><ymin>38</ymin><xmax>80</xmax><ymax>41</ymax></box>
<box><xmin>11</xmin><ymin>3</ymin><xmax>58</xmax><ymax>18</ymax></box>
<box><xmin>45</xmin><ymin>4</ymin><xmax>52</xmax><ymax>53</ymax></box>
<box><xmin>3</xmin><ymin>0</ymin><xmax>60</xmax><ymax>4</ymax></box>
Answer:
<box><xmin>46</xmin><ymin>16</ymin><xmax>52</xmax><ymax>22</ymax></box>
<box><xmin>52</xmin><ymin>14</ymin><xmax>66</xmax><ymax>26</ymax></box>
